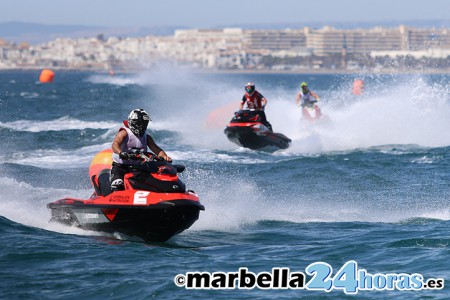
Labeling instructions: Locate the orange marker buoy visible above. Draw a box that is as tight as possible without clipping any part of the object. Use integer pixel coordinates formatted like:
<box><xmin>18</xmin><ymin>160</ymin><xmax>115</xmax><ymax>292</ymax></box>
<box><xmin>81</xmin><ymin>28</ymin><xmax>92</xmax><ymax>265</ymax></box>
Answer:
<box><xmin>352</xmin><ymin>79</ymin><xmax>364</xmax><ymax>95</ymax></box>
<box><xmin>88</xmin><ymin>149</ymin><xmax>113</xmax><ymax>186</ymax></box>
<box><xmin>39</xmin><ymin>69</ymin><xmax>55</xmax><ymax>83</ymax></box>
<box><xmin>205</xmin><ymin>102</ymin><xmax>238</xmax><ymax>129</ymax></box>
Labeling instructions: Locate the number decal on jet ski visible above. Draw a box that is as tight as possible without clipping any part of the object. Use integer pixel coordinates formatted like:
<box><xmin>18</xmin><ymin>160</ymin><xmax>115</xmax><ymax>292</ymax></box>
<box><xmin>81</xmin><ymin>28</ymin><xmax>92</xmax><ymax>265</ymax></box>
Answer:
<box><xmin>134</xmin><ymin>191</ymin><xmax>150</xmax><ymax>205</ymax></box>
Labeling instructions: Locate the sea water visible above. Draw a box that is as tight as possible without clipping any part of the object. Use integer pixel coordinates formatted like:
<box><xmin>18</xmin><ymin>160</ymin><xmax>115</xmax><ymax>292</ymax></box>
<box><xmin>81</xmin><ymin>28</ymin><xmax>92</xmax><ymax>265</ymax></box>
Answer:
<box><xmin>0</xmin><ymin>69</ymin><xmax>449</xmax><ymax>299</ymax></box>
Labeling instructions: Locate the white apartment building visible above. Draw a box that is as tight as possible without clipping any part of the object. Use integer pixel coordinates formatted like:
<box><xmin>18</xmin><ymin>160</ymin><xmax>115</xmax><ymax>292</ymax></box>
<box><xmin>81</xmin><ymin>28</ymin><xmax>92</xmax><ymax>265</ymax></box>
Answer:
<box><xmin>0</xmin><ymin>25</ymin><xmax>449</xmax><ymax>70</ymax></box>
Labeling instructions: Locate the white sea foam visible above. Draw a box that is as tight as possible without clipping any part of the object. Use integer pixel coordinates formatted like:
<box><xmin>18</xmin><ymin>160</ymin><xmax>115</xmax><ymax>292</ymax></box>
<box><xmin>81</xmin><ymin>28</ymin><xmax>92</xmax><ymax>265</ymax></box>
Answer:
<box><xmin>0</xmin><ymin>116</ymin><xmax>116</xmax><ymax>132</ymax></box>
<box><xmin>280</xmin><ymin>77</ymin><xmax>450</xmax><ymax>153</ymax></box>
<box><xmin>114</xmin><ymin>69</ymin><xmax>450</xmax><ymax>154</ymax></box>
<box><xmin>1</xmin><ymin>174</ymin><xmax>447</xmax><ymax>237</ymax></box>
<box><xmin>0</xmin><ymin>177</ymin><xmax>97</xmax><ymax>236</ymax></box>
<box><xmin>12</xmin><ymin>142</ymin><xmax>112</xmax><ymax>169</ymax></box>
<box><xmin>189</xmin><ymin>172</ymin><xmax>450</xmax><ymax>232</ymax></box>
<box><xmin>86</xmin><ymin>65</ymin><xmax>199</xmax><ymax>87</ymax></box>
<box><xmin>169</xmin><ymin>150</ymin><xmax>267</xmax><ymax>164</ymax></box>
<box><xmin>87</xmin><ymin>74</ymin><xmax>145</xmax><ymax>86</ymax></box>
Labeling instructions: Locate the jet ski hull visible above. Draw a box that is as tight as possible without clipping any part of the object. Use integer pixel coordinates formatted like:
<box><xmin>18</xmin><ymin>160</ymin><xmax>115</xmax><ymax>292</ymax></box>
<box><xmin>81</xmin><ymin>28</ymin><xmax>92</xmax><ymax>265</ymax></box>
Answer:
<box><xmin>302</xmin><ymin>105</ymin><xmax>324</xmax><ymax>123</ymax></box>
<box><xmin>225</xmin><ymin>124</ymin><xmax>291</xmax><ymax>150</ymax></box>
<box><xmin>224</xmin><ymin>110</ymin><xmax>291</xmax><ymax>150</ymax></box>
<box><xmin>48</xmin><ymin>193</ymin><xmax>204</xmax><ymax>242</ymax></box>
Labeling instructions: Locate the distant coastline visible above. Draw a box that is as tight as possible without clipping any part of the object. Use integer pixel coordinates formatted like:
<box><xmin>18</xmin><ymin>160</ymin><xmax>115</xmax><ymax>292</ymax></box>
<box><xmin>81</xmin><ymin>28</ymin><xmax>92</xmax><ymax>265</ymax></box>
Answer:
<box><xmin>2</xmin><ymin>23</ymin><xmax>450</xmax><ymax>73</ymax></box>
<box><xmin>2</xmin><ymin>67</ymin><xmax>449</xmax><ymax>76</ymax></box>
<box><xmin>2</xmin><ymin>20</ymin><xmax>450</xmax><ymax>44</ymax></box>
<box><xmin>200</xmin><ymin>68</ymin><xmax>450</xmax><ymax>75</ymax></box>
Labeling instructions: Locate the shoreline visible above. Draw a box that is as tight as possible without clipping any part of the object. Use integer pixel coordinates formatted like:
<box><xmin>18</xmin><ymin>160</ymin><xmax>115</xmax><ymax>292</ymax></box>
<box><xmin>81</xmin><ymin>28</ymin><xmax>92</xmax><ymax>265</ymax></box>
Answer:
<box><xmin>1</xmin><ymin>67</ymin><xmax>449</xmax><ymax>75</ymax></box>
<box><xmin>201</xmin><ymin>68</ymin><xmax>450</xmax><ymax>75</ymax></box>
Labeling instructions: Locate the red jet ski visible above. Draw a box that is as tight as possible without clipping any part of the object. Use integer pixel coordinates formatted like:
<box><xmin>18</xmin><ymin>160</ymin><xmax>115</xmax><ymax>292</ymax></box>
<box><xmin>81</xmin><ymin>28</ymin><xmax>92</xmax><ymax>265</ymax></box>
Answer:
<box><xmin>224</xmin><ymin>110</ymin><xmax>291</xmax><ymax>150</ymax></box>
<box><xmin>47</xmin><ymin>149</ymin><xmax>204</xmax><ymax>242</ymax></box>
<box><xmin>301</xmin><ymin>101</ymin><xmax>325</xmax><ymax>123</ymax></box>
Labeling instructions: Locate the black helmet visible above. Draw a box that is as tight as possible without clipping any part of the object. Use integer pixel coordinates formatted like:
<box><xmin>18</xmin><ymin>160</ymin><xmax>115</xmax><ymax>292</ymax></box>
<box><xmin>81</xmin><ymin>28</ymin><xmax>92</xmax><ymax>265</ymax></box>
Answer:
<box><xmin>128</xmin><ymin>108</ymin><xmax>151</xmax><ymax>136</ymax></box>
<box><xmin>245</xmin><ymin>82</ymin><xmax>255</xmax><ymax>94</ymax></box>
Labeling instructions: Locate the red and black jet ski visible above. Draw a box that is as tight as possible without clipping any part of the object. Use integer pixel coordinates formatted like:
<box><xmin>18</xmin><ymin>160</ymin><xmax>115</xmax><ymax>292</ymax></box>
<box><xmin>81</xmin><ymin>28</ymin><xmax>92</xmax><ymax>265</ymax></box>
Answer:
<box><xmin>224</xmin><ymin>110</ymin><xmax>291</xmax><ymax>150</ymax></box>
<box><xmin>47</xmin><ymin>150</ymin><xmax>204</xmax><ymax>242</ymax></box>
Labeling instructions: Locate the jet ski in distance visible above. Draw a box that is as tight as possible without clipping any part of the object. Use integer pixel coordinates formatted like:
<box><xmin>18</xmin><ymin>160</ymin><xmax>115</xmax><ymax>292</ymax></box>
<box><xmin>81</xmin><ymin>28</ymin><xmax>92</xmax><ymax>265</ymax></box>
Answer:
<box><xmin>301</xmin><ymin>101</ymin><xmax>326</xmax><ymax>123</ymax></box>
<box><xmin>47</xmin><ymin>149</ymin><xmax>204</xmax><ymax>242</ymax></box>
<box><xmin>224</xmin><ymin>110</ymin><xmax>291</xmax><ymax>150</ymax></box>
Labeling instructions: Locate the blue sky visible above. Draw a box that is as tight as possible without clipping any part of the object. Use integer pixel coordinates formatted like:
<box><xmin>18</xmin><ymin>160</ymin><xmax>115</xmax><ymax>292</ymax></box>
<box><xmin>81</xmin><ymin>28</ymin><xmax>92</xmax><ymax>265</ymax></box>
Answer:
<box><xmin>1</xmin><ymin>0</ymin><xmax>449</xmax><ymax>27</ymax></box>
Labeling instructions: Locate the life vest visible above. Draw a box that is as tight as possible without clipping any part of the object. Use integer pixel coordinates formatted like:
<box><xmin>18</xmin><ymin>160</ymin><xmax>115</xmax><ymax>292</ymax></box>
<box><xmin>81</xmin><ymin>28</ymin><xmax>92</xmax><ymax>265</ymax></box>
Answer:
<box><xmin>112</xmin><ymin>127</ymin><xmax>148</xmax><ymax>164</ymax></box>
<box><xmin>243</xmin><ymin>91</ymin><xmax>264</xmax><ymax>110</ymax></box>
<box><xmin>301</xmin><ymin>90</ymin><xmax>315</xmax><ymax>107</ymax></box>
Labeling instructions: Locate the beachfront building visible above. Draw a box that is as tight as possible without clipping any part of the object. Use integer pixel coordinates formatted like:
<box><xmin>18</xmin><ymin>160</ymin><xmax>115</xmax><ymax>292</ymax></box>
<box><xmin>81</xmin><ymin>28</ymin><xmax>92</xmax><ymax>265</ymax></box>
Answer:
<box><xmin>245</xmin><ymin>29</ymin><xmax>307</xmax><ymax>51</ymax></box>
<box><xmin>0</xmin><ymin>25</ymin><xmax>449</xmax><ymax>71</ymax></box>
<box><xmin>305</xmin><ymin>25</ymin><xmax>450</xmax><ymax>56</ymax></box>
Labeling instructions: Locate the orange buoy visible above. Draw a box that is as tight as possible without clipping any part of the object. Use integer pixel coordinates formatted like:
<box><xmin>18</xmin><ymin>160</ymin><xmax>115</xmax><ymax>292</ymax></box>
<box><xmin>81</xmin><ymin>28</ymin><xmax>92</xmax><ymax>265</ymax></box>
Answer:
<box><xmin>205</xmin><ymin>102</ymin><xmax>238</xmax><ymax>129</ymax></box>
<box><xmin>352</xmin><ymin>79</ymin><xmax>364</xmax><ymax>95</ymax></box>
<box><xmin>39</xmin><ymin>69</ymin><xmax>55</xmax><ymax>83</ymax></box>
<box><xmin>88</xmin><ymin>149</ymin><xmax>113</xmax><ymax>185</ymax></box>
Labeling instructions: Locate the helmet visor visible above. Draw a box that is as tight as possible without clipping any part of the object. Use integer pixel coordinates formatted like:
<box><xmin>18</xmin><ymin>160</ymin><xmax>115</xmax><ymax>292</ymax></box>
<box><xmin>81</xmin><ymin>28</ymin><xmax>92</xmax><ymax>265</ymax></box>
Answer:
<box><xmin>129</xmin><ymin>120</ymin><xmax>149</xmax><ymax>136</ymax></box>
<box><xmin>245</xmin><ymin>85</ymin><xmax>255</xmax><ymax>93</ymax></box>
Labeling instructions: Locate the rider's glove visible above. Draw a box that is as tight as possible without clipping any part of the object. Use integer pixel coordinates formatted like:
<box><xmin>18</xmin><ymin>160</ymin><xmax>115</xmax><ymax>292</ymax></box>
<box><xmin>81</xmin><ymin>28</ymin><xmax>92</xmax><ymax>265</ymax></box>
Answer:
<box><xmin>119</xmin><ymin>151</ymin><xmax>130</xmax><ymax>160</ymax></box>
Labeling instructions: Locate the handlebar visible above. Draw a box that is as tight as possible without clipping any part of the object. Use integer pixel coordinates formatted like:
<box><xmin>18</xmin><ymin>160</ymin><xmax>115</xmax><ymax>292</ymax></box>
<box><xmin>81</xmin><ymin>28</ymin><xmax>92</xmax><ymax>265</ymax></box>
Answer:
<box><xmin>301</xmin><ymin>100</ymin><xmax>317</xmax><ymax>108</ymax></box>
<box><xmin>121</xmin><ymin>149</ymin><xmax>185</xmax><ymax>174</ymax></box>
<box><xmin>127</xmin><ymin>152</ymin><xmax>159</xmax><ymax>162</ymax></box>
<box><xmin>122</xmin><ymin>148</ymin><xmax>166</xmax><ymax>163</ymax></box>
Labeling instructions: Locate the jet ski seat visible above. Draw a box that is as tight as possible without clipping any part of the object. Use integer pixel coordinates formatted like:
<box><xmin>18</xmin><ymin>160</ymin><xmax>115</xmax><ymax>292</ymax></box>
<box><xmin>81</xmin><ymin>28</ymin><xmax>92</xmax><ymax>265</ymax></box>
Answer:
<box><xmin>92</xmin><ymin>169</ymin><xmax>112</xmax><ymax>197</ymax></box>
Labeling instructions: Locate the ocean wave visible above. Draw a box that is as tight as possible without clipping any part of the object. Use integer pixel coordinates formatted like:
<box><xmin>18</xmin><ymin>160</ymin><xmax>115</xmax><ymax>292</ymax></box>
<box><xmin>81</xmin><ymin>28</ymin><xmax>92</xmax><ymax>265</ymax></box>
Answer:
<box><xmin>0</xmin><ymin>177</ymin><xmax>96</xmax><ymax>236</ymax></box>
<box><xmin>9</xmin><ymin>143</ymin><xmax>111</xmax><ymax>169</ymax></box>
<box><xmin>0</xmin><ymin>116</ymin><xmax>117</xmax><ymax>132</ymax></box>
<box><xmin>87</xmin><ymin>74</ymin><xmax>142</xmax><ymax>86</ymax></box>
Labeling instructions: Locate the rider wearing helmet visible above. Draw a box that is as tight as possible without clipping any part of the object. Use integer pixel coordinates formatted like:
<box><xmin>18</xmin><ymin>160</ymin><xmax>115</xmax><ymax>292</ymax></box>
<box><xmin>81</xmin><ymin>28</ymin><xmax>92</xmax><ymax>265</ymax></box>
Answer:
<box><xmin>295</xmin><ymin>82</ymin><xmax>323</xmax><ymax>122</ymax></box>
<box><xmin>239</xmin><ymin>82</ymin><xmax>273</xmax><ymax>131</ymax></box>
<box><xmin>295</xmin><ymin>82</ymin><xmax>320</xmax><ymax>108</ymax></box>
<box><xmin>110</xmin><ymin>108</ymin><xmax>171</xmax><ymax>192</ymax></box>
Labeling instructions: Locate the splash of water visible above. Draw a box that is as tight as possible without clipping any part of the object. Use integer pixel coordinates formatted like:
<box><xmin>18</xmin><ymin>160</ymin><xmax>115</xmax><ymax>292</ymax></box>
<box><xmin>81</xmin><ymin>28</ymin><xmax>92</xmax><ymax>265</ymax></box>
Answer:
<box><xmin>0</xmin><ymin>116</ymin><xmax>116</xmax><ymax>132</ymax></box>
<box><xmin>127</xmin><ymin>69</ymin><xmax>450</xmax><ymax>153</ymax></box>
<box><xmin>0</xmin><ymin>178</ymin><xmax>97</xmax><ymax>236</ymax></box>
